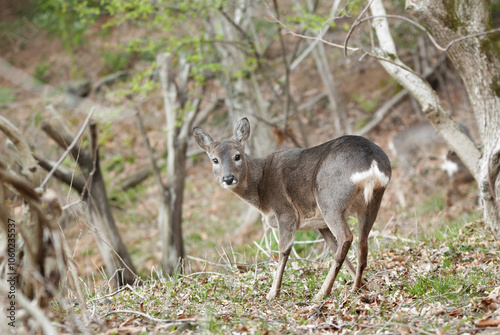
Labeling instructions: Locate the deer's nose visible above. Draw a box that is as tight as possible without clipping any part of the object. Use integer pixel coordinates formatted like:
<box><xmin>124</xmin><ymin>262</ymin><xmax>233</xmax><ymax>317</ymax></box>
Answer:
<box><xmin>222</xmin><ymin>175</ymin><xmax>236</xmax><ymax>185</ymax></box>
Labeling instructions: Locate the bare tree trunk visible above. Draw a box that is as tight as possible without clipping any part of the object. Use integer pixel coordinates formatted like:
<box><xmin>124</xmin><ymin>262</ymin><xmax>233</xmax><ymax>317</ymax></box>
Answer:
<box><xmin>156</xmin><ymin>53</ymin><xmax>185</xmax><ymax>274</ymax></box>
<box><xmin>369</xmin><ymin>0</ymin><xmax>500</xmax><ymax>237</ymax></box>
<box><xmin>41</xmin><ymin>120</ymin><xmax>137</xmax><ymax>286</ymax></box>
<box><xmin>312</xmin><ymin>44</ymin><xmax>351</xmax><ymax>135</ymax></box>
<box><xmin>405</xmin><ymin>0</ymin><xmax>500</xmax><ymax>238</ymax></box>
<box><xmin>0</xmin><ymin>116</ymin><xmax>87</xmax><ymax>318</ymax></box>
<box><xmin>210</xmin><ymin>3</ymin><xmax>276</xmax><ymax>157</ymax></box>
<box><xmin>0</xmin><ymin>117</ymin><xmax>43</xmax><ymax>301</ymax></box>
<box><xmin>207</xmin><ymin>3</ymin><xmax>278</xmax><ymax>231</ymax></box>
<box><xmin>86</xmin><ymin>124</ymin><xmax>137</xmax><ymax>286</ymax></box>
<box><xmin>156</xmin><ymin>53</ymin><xmax>218</xmax><ymax>274</ymax></box>
<box><xmin>165</xmin><ymin>140</ymin><xmax>187</xmax><ymax>273</ymax></box>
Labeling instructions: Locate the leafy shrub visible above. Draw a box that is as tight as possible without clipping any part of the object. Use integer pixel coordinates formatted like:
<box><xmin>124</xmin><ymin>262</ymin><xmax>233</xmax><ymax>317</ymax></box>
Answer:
<box><xmin>0</xmin><ymin>88</ymin><xmax>16</xmax><ymax>105</ymax></box>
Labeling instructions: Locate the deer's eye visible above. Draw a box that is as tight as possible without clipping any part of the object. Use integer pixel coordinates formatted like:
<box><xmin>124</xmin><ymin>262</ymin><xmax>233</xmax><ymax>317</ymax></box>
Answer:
<box><xmin>235</xmin><ymin>154</ymin><xmax>241</xmax><ymax>161</ymax></box>
<box><xmin>212</xmin><ymin>158</ymin><xmax>219</xmax><ymax>164</ymax></box>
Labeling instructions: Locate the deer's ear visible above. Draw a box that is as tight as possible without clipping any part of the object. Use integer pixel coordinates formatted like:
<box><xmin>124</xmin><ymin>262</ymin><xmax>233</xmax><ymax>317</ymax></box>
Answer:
<box><xmin>193</xmin><ymin>128</ymin><xmax>215</xmax><ymax>152</ymax></box>
<box><xmin>233</xmin><ymin>117</ymin><xmax>250</xmax><ymax>143</ymax></box>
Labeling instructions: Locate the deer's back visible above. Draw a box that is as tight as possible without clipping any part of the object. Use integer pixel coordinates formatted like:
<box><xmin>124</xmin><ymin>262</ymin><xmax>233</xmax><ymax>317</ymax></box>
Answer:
<box><xmin>259</xmin><ymin>136</ymin><xmax>391</xmax><ymax>221</ymax></box>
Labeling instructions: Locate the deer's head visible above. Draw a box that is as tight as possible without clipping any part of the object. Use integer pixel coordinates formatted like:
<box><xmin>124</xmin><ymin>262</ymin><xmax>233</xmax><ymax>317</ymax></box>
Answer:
<box><xmin>193</xmin><ymin>118</ymin><xmax>251</xmax><ymax>190</ymax></box>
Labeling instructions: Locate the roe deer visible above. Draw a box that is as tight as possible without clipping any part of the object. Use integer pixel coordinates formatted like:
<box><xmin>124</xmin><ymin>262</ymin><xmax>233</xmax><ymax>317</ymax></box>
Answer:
<box><xmin>389</xmin><ymin>121</ymin><xmax>474</xmax><ymax>207</ymax></box>
<box><xmin>193</xmin><ymin>118</ymin><xmax>391</xmax><ymax>301</ymax></box>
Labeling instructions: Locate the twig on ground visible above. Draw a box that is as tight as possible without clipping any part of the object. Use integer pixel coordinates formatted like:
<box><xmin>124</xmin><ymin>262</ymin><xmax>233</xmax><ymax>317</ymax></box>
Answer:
<box><xmin>89</xmin><ymin>284</ymin><xmax>145</xmax><ymax>303</ymax></box>
<box><xmin>369</xmin><ymin>230</ymin><xmax>417</xmax><ymax>243</ymax></box>
<box><xmin>182</xmin><ymin>271</ymin><xmax>228</xmax><ymax>278</ymax></box>
<box><xmin>104</xmin><ymin>310</ymin><xmax>199</xmax><ymax>324</ymax></box>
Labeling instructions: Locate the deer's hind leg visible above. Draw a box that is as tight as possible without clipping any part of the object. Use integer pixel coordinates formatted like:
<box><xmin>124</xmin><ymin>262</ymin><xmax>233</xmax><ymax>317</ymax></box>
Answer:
<box><xmin>313</xmin><ymin>186</ymin><xmax>355</xmax><ymax>301</ymax></box>
<box><xmin>353</xmin><ymin>187</ymin><xmax>386</xmax><ymax>291</ymax></box>
<box><xmin>319</xmin><ymin>228</ymin><xmax>357</xmax><ymax>280</ymax></box>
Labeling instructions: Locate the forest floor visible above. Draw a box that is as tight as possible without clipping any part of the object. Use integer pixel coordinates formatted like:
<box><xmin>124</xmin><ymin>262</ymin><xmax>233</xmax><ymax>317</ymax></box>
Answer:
<box><xmin>63</xmin><ymin>218</ymin><xmax>500</xmax><ymax>334</ymax></box>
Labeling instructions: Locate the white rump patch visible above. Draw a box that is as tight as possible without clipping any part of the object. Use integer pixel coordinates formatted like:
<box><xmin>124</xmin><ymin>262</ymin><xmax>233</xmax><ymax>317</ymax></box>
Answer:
<box><xmin>441</xmin><ymin>159</ymin><xmax>458</xmax><ymax>178</ymax></box>
<box><xmin>350</xmin><ymin>160</ymin><xmax>390</xmax><ymax>204</ymax></box>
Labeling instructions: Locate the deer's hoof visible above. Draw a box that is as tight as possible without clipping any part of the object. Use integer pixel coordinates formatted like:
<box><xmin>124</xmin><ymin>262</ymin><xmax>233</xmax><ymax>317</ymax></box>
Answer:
<box><xmin>352</xmin><ymin>280</ymin><xmax>369</xmax><ymax>292</ymax></box>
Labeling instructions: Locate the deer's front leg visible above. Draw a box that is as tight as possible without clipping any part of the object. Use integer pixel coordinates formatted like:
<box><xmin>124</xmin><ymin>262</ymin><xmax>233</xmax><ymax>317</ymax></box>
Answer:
<box><xmin>266</xmin><ymin>213</ymin><xmax>296</xmax><ymax>300</ymax></box>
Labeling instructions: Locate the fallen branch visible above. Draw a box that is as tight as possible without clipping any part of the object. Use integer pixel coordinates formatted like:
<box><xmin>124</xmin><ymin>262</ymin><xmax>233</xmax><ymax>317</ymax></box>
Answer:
<box><xmin>89</xmin><ymin>284</ymin><xmax>145</xmax><ymax>303</ymax></box>
<box><xmin>369</xmin><ymin>230</ymin><xmax>417</xmax><ymax>244</ymax></box>
<box><xmin>40</xmin><ymin>107</ymin><xmax>95</xmax><ymax>189</ymax></box>
<box><xmin>0</xmin><ymin>280</ymin><xmax>58</xmax><ymax>335</ymax></box>
<box><xmin>355</xmin><ymin>54</ymin><xmax>447</xmax><ymax>136</ymax></box>
<box><xmin>104</xmin><ymin>310</ymin><xmax>199</xmax><ymax>324</ymax></box>
<box><xmin>35</xmin><ymin>155</ymin><xmax>86</xmax><ymax>193</ymax></box>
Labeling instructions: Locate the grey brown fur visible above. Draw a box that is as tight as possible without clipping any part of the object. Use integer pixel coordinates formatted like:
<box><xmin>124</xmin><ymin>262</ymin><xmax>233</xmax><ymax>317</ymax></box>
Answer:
<box><xmin>194</xmin><ymin>118</ymin><xmax>391</xmax><ymax>300</ymax></box>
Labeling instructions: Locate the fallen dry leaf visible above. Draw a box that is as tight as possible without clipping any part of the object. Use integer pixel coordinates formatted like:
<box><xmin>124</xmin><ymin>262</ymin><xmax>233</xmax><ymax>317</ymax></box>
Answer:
<box><xmin>448</xmin><ymin>308</ymin><xmax>463</xmax><ymax>317</ymax></box>
<box><xmin>436</xmin><ymin>328</ymin><xmax>449</xmax><ymax>335</ymax></box>
<box><xmin>481</xmin><ymin>287</ymin><xmax>500</xmax><ymax>311</ymax></box>
<box><xmin>106</xmin><ymin>326</ymin><xmax>144</xmax><ymax>334</ymax></box>
<box><xmin>474</xmin><ymin>318</ymin><xmax>500</xmax><ymax>328</ymax></box>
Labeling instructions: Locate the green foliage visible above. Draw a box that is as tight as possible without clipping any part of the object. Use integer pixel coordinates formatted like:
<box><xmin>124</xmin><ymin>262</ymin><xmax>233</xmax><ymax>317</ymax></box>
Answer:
<box><xmin>417</xmin><ymin>193</ymin><xmax>445</xmax><ymax>216</ymax></box>
<box><xmin>352</xmin><ymin>93</ymin><xmax>381</xmax><ymax>113</ymax></box>
<box><xmin>67</xmin><ymin>0</ymin><xmax>232</xmax><ymax>101</ymax></box>
<box><xmin>0</xmin><ymin>88</ymin><xmax>16</xmax><ymax>105</ymax></box>
<box><xmin>34</xmin><ymin>62</ymin><xmax>51</xmax><ymax>83</ymax></box>
<box><xmin>96</xmin><ymin>121</ymin><xmax>116</xmax><ymax>147</ymax></box>
<box><xmin>31</xmin><ymin>0</ymin><xmax>102</xmax><ymax>78</ymax></box>
<box><xmin>286</xmin><ymin>10</ymin><xmax>335</xmax><ymax>33</ymax></box>
<box><xmin>100</xmin><ymin>49</ymin><xmax>133</xmax><ymax>74</ymax></box>
<box><xmin>339</xmin><ymin>0</ymin><xmax>363</xmax><ymax>16</ymax></box>
<box><xmin>404</xmin><ymin>268</ymin><xmax>490</xmax><ymax>304</ymax></box>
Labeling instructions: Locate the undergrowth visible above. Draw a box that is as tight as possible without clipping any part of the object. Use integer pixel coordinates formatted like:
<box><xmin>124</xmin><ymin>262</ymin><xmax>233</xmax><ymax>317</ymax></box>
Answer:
<box><xmin>68</xmin><ymin>219</ymin><xmax>499</xmax><ymax>334</ymax></box>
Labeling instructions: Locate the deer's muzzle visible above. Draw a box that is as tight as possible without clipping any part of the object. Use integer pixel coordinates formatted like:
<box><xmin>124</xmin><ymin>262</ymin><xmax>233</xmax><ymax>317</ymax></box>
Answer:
<box><xmin>222</xmin><ymin>175</ymin><xmax>237</xmax><ymax>188</ymax></box>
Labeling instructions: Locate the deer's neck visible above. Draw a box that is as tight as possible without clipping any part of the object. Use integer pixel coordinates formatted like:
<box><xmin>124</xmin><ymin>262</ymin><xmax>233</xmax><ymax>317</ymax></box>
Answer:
<box><xmin>233</xmin><ymin>155</ymin><xmax>266</xmax><ymax>211</ymax></box>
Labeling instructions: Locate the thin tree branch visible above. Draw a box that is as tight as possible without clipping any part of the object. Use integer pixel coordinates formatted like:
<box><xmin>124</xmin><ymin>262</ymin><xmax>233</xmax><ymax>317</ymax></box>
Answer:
<box><xmin>40</xmin><ymin>107</ymin><xmax>95</xmax><ymax>189</ymax></box>
<box><xmin>192</xmin><ymin>97</ymin><xmax>224</xmax><ymax>129</ymax></box>
<box><xmin>355</xmin><ymin>54</ymin><xmax>447</xmax><ymax>136</ymax></box>
<box><xmin>104</xmin><ymin>309</ymin><xmax>199</xmax><ymax>324</ymax></box>
<box><xmin>345</xmin><ymin>12</ymin><xmax>500</xmax><ymax>55</ymax></box>
<box><xmin>344</xmin><ymin>0</ymin><xmax>376</xmax><ymax>57</ymax></box>
<box><xmin>41</xmin><ymin>120</ymin><xmax>92</xmax><ymax>167</ymax></box>
<box><xmin>268</xmin><ymin>16</ymin><xmax>359</xmax><ymax>54</ymax></box>
<box><xmin>35</xmin><ymin>154</ymin><xmax>86</xmax><ymax>193</ymax></box>
<box><xmin>272</xmin><ymin>0</ymin><xmax>291</xmax><ymax>130</ymax></box>
<box><xmin>355</xmin><ymin>89</ymin><xmax>409</xmax><ymax>136</ymax></box>
<box><xmin>134</xmin><ymin>107</ymin><xmax>166</xmax><ymax>197</ymax></box>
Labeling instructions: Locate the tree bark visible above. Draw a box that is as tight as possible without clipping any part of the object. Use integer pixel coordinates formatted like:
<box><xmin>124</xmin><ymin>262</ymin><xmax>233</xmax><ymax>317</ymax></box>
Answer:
<box><xmin>368</xmin><ymin>0</ymin><xmax>500</xmax><ymax>237</ymax></box>
<box><xmin>206</xmin><ymin>4</ymin><xmax>279</xmax><ymax>232</ymax></box>
<box><xmin>41</xmin><ymin>120</ymin><xmax>137</xmax><ymax>286</ymax></box>
<box><xmin>157</xmin><ymin>53</ymin><xmax>209</xmax><ymax>274</ymax></box>
<box><xmin>210</xmin><ymin>3</ymin><xmax>276</xmax><ymax>157</ymax></box>
<box><xmin>406</xmin><ymin>0</ymin><xmax>500</xmax><ymax>238</ymax></box>
<box><xmin>0</xmin><ymin>116</ymin><xmax>86</xmax><ymax>314</ymax></box>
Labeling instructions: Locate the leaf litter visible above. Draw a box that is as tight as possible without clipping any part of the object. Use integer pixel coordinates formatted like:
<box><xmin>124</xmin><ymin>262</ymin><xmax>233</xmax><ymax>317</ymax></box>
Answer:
<box><xmin>78</xmin><ymin>220</ymin><xmax>500</xmax><ymax>334</ymax></box>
